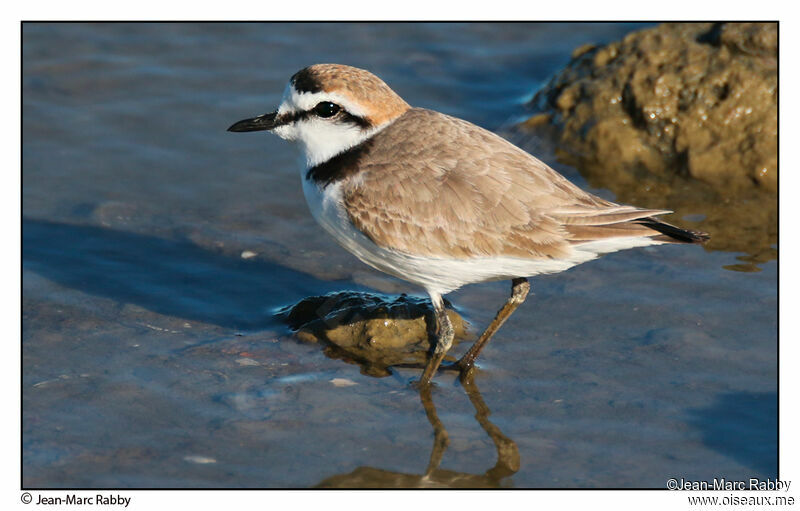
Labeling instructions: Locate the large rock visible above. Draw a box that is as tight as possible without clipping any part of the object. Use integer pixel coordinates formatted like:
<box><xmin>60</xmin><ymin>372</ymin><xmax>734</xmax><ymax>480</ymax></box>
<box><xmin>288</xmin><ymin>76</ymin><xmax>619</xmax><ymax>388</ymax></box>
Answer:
<box><xmin>523</xmin><ymin>23</ymin><xmax>777</xmax><ymax>269</ymax></box>
<box><xmin>280</xmin><ymin>292</ymin><xmax>468</xmax><ymax>376</ymax></box>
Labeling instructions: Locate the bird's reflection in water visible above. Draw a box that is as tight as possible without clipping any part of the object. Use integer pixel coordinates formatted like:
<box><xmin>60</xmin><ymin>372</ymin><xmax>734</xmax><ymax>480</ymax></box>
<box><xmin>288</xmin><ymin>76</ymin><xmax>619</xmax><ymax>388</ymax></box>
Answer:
<box><xmin>316</xmin><ymin>371</ymin><xmax>520</xmax><ymax>488</ymax></box>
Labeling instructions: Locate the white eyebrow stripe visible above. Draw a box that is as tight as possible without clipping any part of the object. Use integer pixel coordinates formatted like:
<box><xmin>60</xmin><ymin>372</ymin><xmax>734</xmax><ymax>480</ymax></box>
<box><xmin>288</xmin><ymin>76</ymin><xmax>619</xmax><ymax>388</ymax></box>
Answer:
<box><xmin>278</xmin><ymin>86</ymin><xmax>369</xmax><ymax>119</ymax></box>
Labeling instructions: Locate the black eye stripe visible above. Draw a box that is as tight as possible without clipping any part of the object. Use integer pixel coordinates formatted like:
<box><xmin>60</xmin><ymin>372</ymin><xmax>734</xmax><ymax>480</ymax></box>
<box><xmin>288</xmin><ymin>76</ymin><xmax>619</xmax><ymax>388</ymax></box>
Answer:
<box><xmin>281</xmin><ymin>106</ymin><xmax>371</xmax><ymax>129</ymax></box>
<box><xmin>339</xmin><ymin>111</ymin><xmax>372</xmax><ymax>129</ymax></box>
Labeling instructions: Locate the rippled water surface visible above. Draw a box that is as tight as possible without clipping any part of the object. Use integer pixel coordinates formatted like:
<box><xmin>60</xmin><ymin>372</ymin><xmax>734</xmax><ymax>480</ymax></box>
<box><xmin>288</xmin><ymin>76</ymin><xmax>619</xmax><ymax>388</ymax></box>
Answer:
<box><xmin>23</xmin><ymin>22</ymin><xmax>777</xmax><ymax>488</ymax></box>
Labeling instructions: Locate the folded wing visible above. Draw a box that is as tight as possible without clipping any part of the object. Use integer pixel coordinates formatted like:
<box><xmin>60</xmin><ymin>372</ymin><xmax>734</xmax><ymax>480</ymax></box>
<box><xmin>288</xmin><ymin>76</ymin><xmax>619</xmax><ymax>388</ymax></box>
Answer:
<box><xmin>342</xmin><ymin>108</ymin><xmax>707</xmax><ymax>260</ymax></box>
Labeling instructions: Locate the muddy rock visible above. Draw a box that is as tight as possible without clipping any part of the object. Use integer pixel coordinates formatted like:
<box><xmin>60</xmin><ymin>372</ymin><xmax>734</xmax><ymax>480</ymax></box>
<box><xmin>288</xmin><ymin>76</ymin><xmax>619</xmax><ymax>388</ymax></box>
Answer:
<box><xmin>528</xmin><ymin>22</ymin><xmax>777</xmax><ymax>191</ymax></box>
<box><xmin>523</xmin><ymin>22</ymin><xmax>777</xmax><ymax>268</ymax></box>
<box><xmin>279</xmin><ymin>292</ymin><xmax>468</xmax><ymax>376</ymax></box>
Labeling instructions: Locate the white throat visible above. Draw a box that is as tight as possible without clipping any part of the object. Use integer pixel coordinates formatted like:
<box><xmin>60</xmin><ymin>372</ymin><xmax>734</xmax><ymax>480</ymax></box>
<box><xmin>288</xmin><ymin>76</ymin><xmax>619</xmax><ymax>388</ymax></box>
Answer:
<box><xmin>281</xmin><ymin>119</ymin><xmax>381</xmax><ymax>168</ymax></box>
<box><xmin>271</xmin><ymin>85</ymin><xmax>389</xmax><ymax>167</ymax></box>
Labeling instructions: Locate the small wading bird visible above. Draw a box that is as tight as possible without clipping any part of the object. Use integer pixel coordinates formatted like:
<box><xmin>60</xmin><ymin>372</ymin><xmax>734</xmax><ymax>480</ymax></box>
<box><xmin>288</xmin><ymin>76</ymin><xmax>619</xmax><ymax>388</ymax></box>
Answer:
<box><xmin>229</xmin><ymin>64</ymin><xmax>708</xmax><ymax>386</ymax></box>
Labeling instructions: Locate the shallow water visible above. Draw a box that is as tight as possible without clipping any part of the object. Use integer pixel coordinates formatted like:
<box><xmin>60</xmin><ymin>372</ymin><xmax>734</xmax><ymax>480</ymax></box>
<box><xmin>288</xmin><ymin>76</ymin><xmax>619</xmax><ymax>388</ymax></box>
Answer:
<box><xmin>22</xmin><ymin>22</ymin><xmax>777</xmax><ymax>488</ymax></box>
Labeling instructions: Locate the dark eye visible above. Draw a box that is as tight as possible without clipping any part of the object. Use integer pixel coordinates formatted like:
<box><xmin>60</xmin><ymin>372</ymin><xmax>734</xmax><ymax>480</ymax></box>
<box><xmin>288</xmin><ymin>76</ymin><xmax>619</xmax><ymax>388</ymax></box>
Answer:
<box><xmin>313</xmin><ymin>101</ymin><xmax>340</xmax><ymax>118</ymax></box>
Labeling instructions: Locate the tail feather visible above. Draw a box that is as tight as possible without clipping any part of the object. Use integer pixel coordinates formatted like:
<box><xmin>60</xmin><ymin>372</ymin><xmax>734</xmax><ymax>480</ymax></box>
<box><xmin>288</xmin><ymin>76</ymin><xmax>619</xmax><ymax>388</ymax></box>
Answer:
<box><xmin>556</xmin><ymin>205</ymin><xmax>708</xmax><ymax>245</ymax></box>
<box><xmin>634</xmin><ymin>217</ymin><xmax>709</xmax><ymax>244</ymax></box>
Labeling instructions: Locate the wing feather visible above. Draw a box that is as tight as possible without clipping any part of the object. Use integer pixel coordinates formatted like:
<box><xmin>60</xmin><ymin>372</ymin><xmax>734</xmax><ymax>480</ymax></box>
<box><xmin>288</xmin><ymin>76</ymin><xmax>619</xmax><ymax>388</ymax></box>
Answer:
<box><xmin>340</xmin><ymin>108</ymin><xmax>694</xmax><ymax>260</ymax></box>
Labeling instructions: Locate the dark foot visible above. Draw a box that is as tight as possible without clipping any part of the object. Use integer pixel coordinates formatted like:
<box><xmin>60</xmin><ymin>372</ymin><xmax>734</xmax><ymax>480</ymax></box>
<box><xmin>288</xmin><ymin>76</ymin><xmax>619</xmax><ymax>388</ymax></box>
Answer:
<box><xmin>438</xmin><ymin>361</ymin><xmax>464</xmax><ymax>373</ymax></box>
<box><xmin>457</xmin><ymin>362</ymin><xmax>477</xmax><ymax>383</ymax></box>
<box><xmin>440</xmin><ymin>359</ymin><xmax>477</xmax><ymax>382</ymax></box>
<box><xmin>409</xmin><ymin>377</ymin><xmax>438</xmax><ymax>391</ymax></box>
<box><xmin>456</xmin><ymin>355</ymin><xmax>476</xmax><ymax>372</ymax></box>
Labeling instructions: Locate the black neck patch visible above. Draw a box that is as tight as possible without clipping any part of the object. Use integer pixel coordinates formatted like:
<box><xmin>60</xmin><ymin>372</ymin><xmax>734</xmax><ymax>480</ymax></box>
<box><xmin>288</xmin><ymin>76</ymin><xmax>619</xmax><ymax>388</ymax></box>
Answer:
<box><xmin>291</xmin><ymin>68</ymin><xmax>323</xmax><ymax>93</ymax></box>
<box><xmin>306</xmin><ymin>138</ymin><xmax>375</xmax><ymax>188</ymax></box>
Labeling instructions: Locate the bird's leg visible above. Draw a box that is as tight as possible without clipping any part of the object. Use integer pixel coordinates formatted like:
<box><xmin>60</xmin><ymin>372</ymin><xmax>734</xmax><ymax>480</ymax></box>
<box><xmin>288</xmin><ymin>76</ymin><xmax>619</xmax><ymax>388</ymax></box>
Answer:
<box><xmin>419</xmin><ymin>293</ymin><xmax>454</xmax><ymax>387</ymax></box>
<box><xmin>457</xmin><ymin>277</ymin><xmax>530</xmax><ymax>373</ymax></box>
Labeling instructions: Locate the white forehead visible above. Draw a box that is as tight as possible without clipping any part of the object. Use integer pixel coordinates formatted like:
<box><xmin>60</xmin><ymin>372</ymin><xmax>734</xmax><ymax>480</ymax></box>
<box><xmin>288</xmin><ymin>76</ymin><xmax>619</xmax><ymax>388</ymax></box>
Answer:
<box><xmin>277</xmin><ymin>84</ymin><xmax>368</xmax><ymax>118</ymax></box>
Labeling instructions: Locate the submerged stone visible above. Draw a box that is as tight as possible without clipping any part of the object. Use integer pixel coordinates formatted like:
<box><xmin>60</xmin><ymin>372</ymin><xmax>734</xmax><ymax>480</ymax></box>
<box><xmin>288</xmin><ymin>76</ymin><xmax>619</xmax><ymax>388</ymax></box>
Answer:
<box><xmin>279</xmin><ymin>291</ymin><xmax>468</xmax><ymax>376</ymax></box>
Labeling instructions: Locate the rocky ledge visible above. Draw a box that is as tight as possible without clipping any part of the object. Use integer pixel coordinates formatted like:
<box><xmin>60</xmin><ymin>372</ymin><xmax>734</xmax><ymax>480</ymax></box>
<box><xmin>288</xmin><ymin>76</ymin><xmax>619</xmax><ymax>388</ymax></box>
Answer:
<box><xmin>522</xmin><ymin>22</ymin><xmax>777</xmax><ymax>270</ymax></box>
<box><xmin>280</xmin><ymin>291</ymin><xmax>468</xmax><ymax>377</ymax></box>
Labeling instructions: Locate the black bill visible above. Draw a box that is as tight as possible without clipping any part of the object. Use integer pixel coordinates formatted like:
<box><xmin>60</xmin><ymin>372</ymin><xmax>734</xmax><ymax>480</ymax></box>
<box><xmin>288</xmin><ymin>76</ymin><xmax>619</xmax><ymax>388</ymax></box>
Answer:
<box><xmin>227</xmin><ymin>111</ymin><xmax>281</xmax><ymax>132</ymax></box>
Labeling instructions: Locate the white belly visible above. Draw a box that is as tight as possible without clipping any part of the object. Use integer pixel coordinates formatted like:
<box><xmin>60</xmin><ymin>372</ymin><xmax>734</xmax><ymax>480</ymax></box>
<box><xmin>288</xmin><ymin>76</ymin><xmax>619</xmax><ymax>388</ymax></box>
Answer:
<box><xmin>300</xmin><ymin>177</ymin><xmax>656</xmax><ymax>296</ymax></box>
